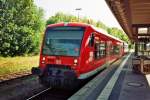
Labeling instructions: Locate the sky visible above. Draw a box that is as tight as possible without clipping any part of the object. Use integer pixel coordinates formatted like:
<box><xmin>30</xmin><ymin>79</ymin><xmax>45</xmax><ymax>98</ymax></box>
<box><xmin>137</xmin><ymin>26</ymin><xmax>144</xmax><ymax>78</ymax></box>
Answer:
<box><xmin>34</xmin><ymin>0</ymin><xmax>122</xmax><ymax>29</ymax></box>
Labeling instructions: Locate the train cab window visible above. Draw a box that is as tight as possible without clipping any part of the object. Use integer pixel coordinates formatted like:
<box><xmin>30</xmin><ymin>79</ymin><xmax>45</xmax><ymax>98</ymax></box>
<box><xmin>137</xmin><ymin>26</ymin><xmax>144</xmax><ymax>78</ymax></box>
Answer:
<box><xmin>43</xmin><ymin>26</ymin><xmax>85</xmax><ymax>56</ymax></box>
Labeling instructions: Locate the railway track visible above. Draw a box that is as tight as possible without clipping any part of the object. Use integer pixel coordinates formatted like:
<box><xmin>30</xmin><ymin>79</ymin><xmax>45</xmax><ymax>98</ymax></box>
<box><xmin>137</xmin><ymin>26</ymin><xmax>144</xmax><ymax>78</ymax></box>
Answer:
<box><xmin>25</xmin><ymin>60</ymin><xmax>119</xmax><ymax>100</ymax></box>
<box><xmin>0</xmin><ymin>74</ymin><xmax>47</xmax><ymax>100</ymax></box>
<box><xmin>0</xmin><ymin>73</ymin><xmax>86</xmax><ymax>100</ymax></box>
<box><xmin>26</xmin><ymin>87</ymin><xmax>79</xmax><ymax>100</ymax></box>
<box><xmin>0</xmin><ymin>74</ymin><xmax>33</xmax><ymax>85</ymax></box>
<box><xmin>27</xmin><ymin>87</ymin><xmax>52</xmax><ymax>100</ymax></box>
<box><xmin>0</xmin><ymin>70</ymin><xmax>97</xmax><ymax>100</ymax></box>
<box><xmin>25</xmin><ymin>69</ymin><xmax>106</xmax><ymax>100</ymax></box>
<box><xmin>0</xmin><ymin>74</ymin><xmax>36</xmax><ymax>93</ymax></box>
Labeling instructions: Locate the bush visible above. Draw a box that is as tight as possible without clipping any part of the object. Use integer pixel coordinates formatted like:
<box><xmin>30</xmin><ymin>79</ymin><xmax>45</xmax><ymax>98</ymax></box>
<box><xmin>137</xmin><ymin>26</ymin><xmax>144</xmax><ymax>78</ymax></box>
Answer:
<box><xmin>0</xmin><ymin>0</ymin><xmax>44</xmax><ymax>56</ymax></box>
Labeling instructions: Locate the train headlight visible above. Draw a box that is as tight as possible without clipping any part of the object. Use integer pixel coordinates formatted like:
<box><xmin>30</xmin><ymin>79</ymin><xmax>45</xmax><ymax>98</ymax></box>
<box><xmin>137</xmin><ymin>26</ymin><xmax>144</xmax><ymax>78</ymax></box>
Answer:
<box><xmin>42</xmin><ymin>57</ymin><xmax>45</xmax><ymax>60</ymax></box>
<box><xmin>41</xmin><ymin>57</ymin><xmax>46</xmax><ymax>64</ymax></box>
<box><xmin>74</xmin><ymin>59</ymin><xmax>78</xmax><ymax>65</ymax></box>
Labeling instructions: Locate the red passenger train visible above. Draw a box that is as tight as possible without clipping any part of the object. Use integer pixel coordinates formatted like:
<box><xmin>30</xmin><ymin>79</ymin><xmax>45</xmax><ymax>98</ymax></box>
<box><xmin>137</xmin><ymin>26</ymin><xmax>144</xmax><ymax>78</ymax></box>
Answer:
<box><xmin>32</xmin><ymin>22</ymin><xmax>127</xmax><ymax>88</ymax></box>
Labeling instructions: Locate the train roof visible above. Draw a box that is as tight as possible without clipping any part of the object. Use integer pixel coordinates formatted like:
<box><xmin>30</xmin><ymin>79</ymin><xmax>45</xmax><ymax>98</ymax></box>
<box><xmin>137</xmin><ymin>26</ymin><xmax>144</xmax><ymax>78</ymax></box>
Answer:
<box><xmin>47</xmin><ymin>22</ymin><xmax>90</xmax><ymax>28</ymax></box>
<box><xmin>47</xmin><ymin>22</ymin><xmax>127</xmax><ymax>44</ymax></box>
<box><xmin>91</xmin><ymin>26</ymin><xmax>125</xmax><ymax>43</ymax></box>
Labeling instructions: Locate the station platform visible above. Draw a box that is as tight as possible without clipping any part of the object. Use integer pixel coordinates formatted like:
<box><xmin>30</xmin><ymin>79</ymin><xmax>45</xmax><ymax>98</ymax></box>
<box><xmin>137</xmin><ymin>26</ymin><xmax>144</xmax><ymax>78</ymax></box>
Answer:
<box><xmin>69</xmin><ymin>53</ymin><xmax>150</xmax><ymax>100</ymax></box>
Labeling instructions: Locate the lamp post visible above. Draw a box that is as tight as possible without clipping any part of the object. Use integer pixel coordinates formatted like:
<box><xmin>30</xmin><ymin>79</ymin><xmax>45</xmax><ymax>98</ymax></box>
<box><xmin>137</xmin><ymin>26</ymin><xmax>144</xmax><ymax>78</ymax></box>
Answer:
<box><xmin>75</xmin><ymin>8</ymin><xmax>82</xmax><ymax>22</ymax></box>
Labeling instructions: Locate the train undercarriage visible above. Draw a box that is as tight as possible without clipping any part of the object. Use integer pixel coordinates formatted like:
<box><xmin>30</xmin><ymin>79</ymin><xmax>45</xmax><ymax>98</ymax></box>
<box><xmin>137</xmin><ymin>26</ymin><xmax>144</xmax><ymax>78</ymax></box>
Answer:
<box><xmin>32</xmin><ymin>65</ymin><xmax>81</xmax><ymax>89</ymax></box>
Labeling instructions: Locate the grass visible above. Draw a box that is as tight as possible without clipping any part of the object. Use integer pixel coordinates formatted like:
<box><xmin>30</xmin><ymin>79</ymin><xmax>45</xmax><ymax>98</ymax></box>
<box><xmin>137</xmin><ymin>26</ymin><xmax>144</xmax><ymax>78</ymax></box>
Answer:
<box><xmin>0</xmin><ymin>56</ymin><xmax>39</xmax><ymax>76</ymax></box>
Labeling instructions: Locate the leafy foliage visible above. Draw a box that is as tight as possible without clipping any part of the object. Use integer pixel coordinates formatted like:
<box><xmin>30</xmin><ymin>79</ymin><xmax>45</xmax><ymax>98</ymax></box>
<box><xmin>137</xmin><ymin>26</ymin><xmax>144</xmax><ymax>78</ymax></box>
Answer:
<box><xmin>107</xmin><ymin>27</ymin><xmax>129</xmax><ymax>43</ymax></box>
<box><xmin>0</xmin><ymin>0</ymin><xmax>44</xmax><ymax>56</ymax></box>
<box><xmin>46</xmin><ymin>12</ymin><xmax>78</xmax><ymax>25</ymax></box>
<box><xmin>46</xmin><ymin>12</ymin><xmax>108</xmax><ymax>30</ymax></box>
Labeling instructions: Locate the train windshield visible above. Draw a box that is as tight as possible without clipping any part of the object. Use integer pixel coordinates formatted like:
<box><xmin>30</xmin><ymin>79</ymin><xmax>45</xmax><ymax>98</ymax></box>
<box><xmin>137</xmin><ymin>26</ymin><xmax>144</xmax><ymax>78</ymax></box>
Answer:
<box><xmin>42</xmin><ymin>26</ymin><xmax>85</xmax><ymax>56</ymax></box>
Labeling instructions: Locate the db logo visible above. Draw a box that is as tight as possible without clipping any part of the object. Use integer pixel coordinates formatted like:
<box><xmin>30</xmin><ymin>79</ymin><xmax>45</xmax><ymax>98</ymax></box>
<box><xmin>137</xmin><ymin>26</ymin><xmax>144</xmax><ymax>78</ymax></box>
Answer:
<box><xmin>56</xmin><ymin>59</ymin><xmax>61</xmax><ymax>64</ymax></box>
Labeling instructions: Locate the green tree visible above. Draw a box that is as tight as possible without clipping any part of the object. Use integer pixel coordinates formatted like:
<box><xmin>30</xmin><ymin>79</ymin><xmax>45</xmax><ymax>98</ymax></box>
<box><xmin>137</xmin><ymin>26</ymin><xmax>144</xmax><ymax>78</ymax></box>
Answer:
<box><xmin>96</xmin><ymin>21</ymin><xmax>108</xmax><ymax>30</ymax></box>
<box><xmin>46</xmin><ymin>12</ymin><xmax>78</xmax><ymax>25</ymax></box>
<box><xmin>46</xmin><ymin>12</ymin><xmax>107</xmax><ymax>30</ymax></box>
<box><xmin>107</xmin><ymin>27</ymin><xmax>129</xmax><ymax>43</ymax></box>
<box><xmin>0</xmin><ymin>0</ymin><xmax>44</xmax><ymax>56</ymax></box>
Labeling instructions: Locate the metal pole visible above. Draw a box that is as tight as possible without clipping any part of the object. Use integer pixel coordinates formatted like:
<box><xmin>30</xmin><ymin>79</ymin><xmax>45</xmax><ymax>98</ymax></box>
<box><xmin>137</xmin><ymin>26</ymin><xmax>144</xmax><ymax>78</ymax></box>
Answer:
<box><xmin>75</xmin><ymin>8</ymin><xmax>82</xmax><ymax>22</ymax></box>
<box><xmin>135</xmin><ymin>42</ymin><xmax>138</xmax><ymax>56</ymax></box>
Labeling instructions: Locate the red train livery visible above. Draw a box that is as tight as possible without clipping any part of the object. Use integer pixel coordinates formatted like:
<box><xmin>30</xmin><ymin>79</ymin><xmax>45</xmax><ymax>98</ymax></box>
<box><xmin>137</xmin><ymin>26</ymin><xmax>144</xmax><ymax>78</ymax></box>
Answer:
<box><xmin>32</xmin><ymin>22</ymin><xmax>126</xmax><ymax>88</ymax></box>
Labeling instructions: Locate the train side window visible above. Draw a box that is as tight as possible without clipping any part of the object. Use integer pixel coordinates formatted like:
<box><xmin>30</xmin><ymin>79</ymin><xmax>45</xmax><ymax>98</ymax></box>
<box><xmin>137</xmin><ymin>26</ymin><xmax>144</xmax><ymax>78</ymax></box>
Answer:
<box><xmin>110</xmin><ymin>45</ymin><xmax>113</xmax><ymax>55</ymax></box>
<box><xmin>89</xmin><ymin>33</ymin><xmax>94</xmax><ymax>47</ymax></box>
<box><xmin>99</xmin><ymin>42</ymin><xmax>106</xmax><ymax>58</ymax></box>
<box><xmin>113</xmin><ymin>45</ymin><xmax>120</xmax><ymax>55</ymax></box>
<box><xmin>94</xmin><ymin>43</ymin><xmax>100</xmax><ymax>59</ymax></box>
<box><xmin>94</xmin><ymin>42</ymin><xmax>106</xmax><ymax>59</ymax></box>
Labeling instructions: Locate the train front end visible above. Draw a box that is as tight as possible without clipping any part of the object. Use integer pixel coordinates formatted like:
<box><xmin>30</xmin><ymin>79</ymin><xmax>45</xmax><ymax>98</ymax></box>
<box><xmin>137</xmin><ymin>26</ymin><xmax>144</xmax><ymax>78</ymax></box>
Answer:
<box><xmin>32</xmin><ymin>23</ymin><xmax>85</xmax><ymax>89</ymax></box>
